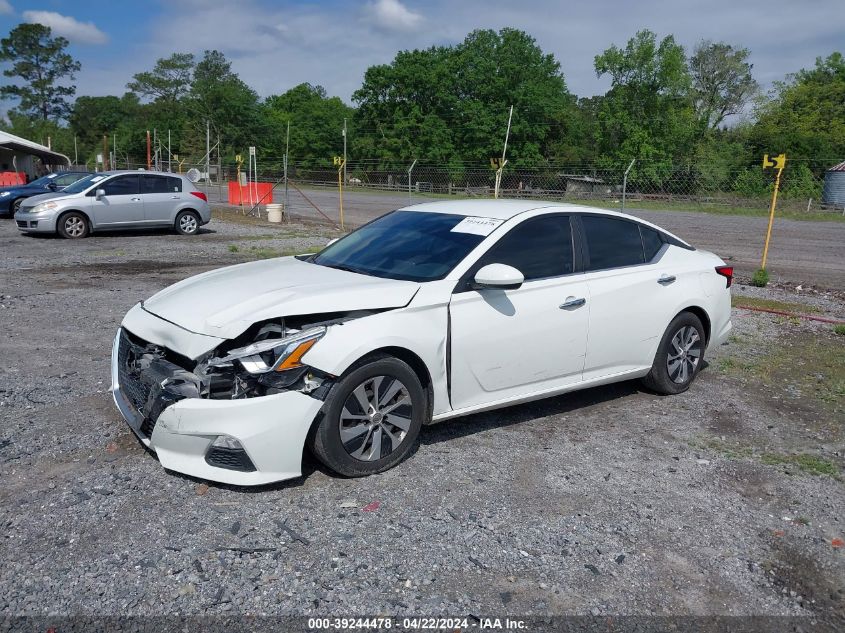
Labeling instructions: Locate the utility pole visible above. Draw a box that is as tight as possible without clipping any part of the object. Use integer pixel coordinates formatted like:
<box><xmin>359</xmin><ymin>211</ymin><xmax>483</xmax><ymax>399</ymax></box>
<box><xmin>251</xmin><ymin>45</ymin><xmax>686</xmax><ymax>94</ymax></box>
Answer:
<box><xmin>206</xmin><ymin>120</ymin><xmax>210</xmax><ymax>185</ymax></box>
<box><xmin>168</xmin><ymin>129</ymin><xmax>172</xmax><ymax>172</ymax></box>
<box><xmin>113</xmin><ymin>133</ymin><xmax>117</xmax><ymax>169</ymax></box>
<box><xmin>284</xmin><ymin>120</ymin><xmax>290</xmax><ymax>212</ymax></box>
<box><xmin>153</xmin><ymin>128</ymin><xmax>158</xmax><ymax>170</ymax></box>
<box><xmin>146</xmin><ymin>130</ymin><xmax>151</xmax><ymax>170</ymax></box>
<box><xmin>621</xmin><ymin>158</ymin><xmax>635</xmax><ymax>212</ymax></box>
<box><xmin>342</xmin><ymin>117</ymin><xmax>347</xmax><ymax>186</ymax></box>
<box><xmin>73</xmin><ymin>135</ymin><xmax>78</xmax><ymax>166</ymax></box>
<box><xmin>494</xmin><ymin>105</ymin><xmax>513</xmax><ymax>199</ymax></box>
<box><xmin>103</xmin><ymin>135</ymin><xmax>109</xmax><ymax>171</ymax></box>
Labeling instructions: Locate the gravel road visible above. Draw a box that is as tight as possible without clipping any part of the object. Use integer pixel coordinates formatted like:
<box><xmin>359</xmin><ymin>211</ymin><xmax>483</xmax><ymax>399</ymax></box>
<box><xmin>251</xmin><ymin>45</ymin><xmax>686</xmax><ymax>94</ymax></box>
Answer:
<box><xmin>205</xmin><ymin>185</ymin><xmax>845</xmax><ymax>290</ymax></box>
<box><xmin>0</xmin><ymin>215</ymin><xmax>843</xmax><ymax>629</ymax></box>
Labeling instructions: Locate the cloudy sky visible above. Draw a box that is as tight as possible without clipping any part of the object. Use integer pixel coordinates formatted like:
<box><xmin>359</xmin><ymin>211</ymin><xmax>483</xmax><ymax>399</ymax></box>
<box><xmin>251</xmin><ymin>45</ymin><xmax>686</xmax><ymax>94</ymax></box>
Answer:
<box><xmin>0</xmin><ymin>0</ymin><xmax>843</xmax><ymax>108</ymax></box>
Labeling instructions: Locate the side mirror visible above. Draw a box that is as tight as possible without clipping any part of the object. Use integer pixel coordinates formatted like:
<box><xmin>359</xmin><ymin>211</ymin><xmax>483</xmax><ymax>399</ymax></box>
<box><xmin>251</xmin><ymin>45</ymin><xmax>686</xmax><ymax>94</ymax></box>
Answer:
<box><xmin>473</xmin><ymin>263</ymin><xmax>524</xmax><ymax>290</ymax></box>
<box><xmin>47</xmin><ymin>182</ymin><xmax>57</xmax><ymax>190</ymax></box>
<box><xmin>95</xmin><ymin>188</ymin><xmax>106</xmax><ymax>200</ymax></box>
<box><xmin>326</xmin><ymin>238</ymin><xmax>339</xmax><ymax>247</ymax></box>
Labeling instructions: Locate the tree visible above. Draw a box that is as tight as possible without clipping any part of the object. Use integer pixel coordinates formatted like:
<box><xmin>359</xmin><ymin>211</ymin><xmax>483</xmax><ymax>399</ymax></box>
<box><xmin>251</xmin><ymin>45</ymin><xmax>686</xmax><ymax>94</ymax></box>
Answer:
<box><xmin>593</xmin><ymin>30</ymin><xmax>696</xmax><ymax>182</ymax></box>
<box><xmin>186</xmin><ymin>50</ymin><xmax>261</xmax><ymax>157</ymax></box>
<box><xmin>127</xmin><ymin>53</ymin><xmax>195</xmax><ymax>103</ymax></box>
<box><xmin>0</xmin><ymin>23</ymin><xmax>81</xmax><ymax>120</ymax></box>
<box><xmin>263</xmin><ymin>83</ymin><xmax>353</xmax><ymax>167</ymax></box>
<box><xmin>752</xmin><ymin>52</ymin><xmax>845</xmax><ymax>164</ymax></box>
<box><xmin>689</xmin><ymin>41</ymin><xmax>758</xmax><ymax>131</ymax></box>
<box><xmin>353</xmin><ymin>28</ymin><xmax>571</xmax><ymax>169</ymax></box>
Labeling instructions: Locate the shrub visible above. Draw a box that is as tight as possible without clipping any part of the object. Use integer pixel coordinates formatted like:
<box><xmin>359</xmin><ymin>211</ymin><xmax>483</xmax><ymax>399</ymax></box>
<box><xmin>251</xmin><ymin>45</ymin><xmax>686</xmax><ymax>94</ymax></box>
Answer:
<box><xmin>834</xmin><ymin>324</ymin><xmax>845</xmax><ymax>336</ymax></box>
<box><xmin>751</xmin><ymin>268</ymin><xmax>769</xmax><ymax>287</ymax></box>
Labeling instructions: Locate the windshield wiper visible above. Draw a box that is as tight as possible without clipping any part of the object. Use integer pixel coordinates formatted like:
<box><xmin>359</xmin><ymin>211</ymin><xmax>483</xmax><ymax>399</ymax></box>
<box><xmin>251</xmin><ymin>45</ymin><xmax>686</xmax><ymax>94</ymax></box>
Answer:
<box><xmin>323</xmin><ymin>263</ymin><xmax>372</xmax><ymax>276</ymax></box>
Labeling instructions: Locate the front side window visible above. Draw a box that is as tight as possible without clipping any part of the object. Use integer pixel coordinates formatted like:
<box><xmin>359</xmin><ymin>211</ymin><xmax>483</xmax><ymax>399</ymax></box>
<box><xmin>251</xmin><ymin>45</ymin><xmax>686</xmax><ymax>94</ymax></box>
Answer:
<box><xmin>474</xmin><ymin>215</ymin><xmax>573</xmax><ymax>281</ymax></box>
<box><xmin>583</xmin><ymin>216</ymin><xmax>645</xmax><ymax>270</ymax></box>
<box><xmin>311</xmin><ymin>210</ymin><xmax>488</xmax><ymax>282</ymax></box>
<box><xmin>101</xmin><ymin>175</ymin><xmax>140</xmax><ymax>196</ymax></box>
<box><xmin>54</xmin><ymin>173</ymin><xmax>85</xmax><ymax>187</ymax></box>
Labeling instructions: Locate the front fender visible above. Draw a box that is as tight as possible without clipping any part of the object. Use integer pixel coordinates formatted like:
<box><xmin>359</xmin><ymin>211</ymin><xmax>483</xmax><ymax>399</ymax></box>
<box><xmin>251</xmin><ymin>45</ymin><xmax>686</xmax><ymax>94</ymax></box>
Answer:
<box><xmin>302</xmin><ymin>304</ymin><xmax>451</xmax><ymax>416</ymax></box>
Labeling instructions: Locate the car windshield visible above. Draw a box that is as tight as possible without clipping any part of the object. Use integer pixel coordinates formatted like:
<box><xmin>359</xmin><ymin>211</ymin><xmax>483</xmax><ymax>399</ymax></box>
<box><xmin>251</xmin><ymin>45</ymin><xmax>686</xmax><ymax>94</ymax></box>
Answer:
<box><xmin>311</xmin><ymin>210</ymin><xmax>490</xmax><ymax>282</ymax></box>
<box><xmin>28</xmin><ymin>174</ymin><xmax>59</xmax><ymax>187</ymax></box>
<box><xmin>61</xmin><ymin>173</ymin><xmax>106</xmax><ymax>194</ymax></box>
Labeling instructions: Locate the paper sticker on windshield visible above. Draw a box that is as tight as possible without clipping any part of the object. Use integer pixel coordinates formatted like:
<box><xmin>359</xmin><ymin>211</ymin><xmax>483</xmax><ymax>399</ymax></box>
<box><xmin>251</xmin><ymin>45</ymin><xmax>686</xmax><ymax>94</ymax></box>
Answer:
<box><xmin>450</xmin><ymin>216</ymin><xmax>504</xmax><ymax>236</ymax></box>
<box><xmin>90</xmin><ymin>176</ymin><xmax>104</xmax><ymax>182</ymax></box>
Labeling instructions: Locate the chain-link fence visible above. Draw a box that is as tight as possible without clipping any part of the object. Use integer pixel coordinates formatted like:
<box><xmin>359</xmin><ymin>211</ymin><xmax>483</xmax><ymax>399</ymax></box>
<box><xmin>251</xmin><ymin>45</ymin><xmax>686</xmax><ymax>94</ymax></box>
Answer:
<box><xmin>121</xmin><ymin>157</ymin><xmax>844</xmax><ymax>227</ymax></box>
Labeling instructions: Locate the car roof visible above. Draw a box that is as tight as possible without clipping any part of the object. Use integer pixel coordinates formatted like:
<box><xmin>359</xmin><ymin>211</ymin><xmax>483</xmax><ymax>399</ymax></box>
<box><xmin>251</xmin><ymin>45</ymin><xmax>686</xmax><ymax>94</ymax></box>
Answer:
<box><xmin>399</xmin><ymin>199</ymin><xmax>692</xmax><ymax>246</ymax></box>
<box><xmin>101</xmin><ymin>169</ymin><xmax>185</xmax><ymax>178</ymax></box>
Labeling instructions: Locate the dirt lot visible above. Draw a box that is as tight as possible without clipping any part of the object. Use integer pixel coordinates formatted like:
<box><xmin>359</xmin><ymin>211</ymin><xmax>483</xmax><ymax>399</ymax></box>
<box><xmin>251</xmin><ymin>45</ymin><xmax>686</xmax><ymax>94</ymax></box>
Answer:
<box><xmin>0</xmin><ymin>212</ymin><xmax>843</xmax><ymax>629</ymax></box>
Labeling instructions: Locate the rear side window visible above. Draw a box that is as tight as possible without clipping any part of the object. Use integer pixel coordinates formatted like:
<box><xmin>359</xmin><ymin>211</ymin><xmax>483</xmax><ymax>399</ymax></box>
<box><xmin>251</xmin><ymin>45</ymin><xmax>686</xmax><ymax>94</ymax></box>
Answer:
<box><xmin>583</xmin><ymin>216</ymin><xmax>644</xmax><ymax>270</ymax></box>
<box><xmin>101</xmin><ymin>175</ymin><xmax>139</xmax><ymax>196</ymax></box>
<box><xmin>142</xmin><ymin>175</ymin><xmax>182</xmax><ymax>193</ymax></box>
<box><xmin>477</xmin><ymin>215</ymin><xmax>573</xmax><ymax>281</ymax></box>
<box><xmin>640</xmin><ymin>226</ymin><xmax>664</xmax><ymax>261</ymax></box>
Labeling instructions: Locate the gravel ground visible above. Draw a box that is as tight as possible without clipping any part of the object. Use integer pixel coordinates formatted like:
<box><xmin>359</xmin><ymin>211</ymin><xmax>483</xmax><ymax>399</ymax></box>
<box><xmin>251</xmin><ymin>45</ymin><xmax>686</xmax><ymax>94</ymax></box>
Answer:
<box><xmin>0</xmin><ymin>213</ymin><xmax>843</xmax><ymax>629</ymax></box>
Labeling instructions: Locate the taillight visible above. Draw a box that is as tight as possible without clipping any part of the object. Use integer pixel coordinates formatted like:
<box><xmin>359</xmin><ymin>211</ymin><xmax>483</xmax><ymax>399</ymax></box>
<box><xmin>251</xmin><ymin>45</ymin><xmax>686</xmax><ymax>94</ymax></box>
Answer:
<box><xmin>190</xmin><ymin>191</ymin><xmax>208</xmax><ymax>202</ymax></box>
<box><xmin>715</xmin><ymin>266</ymin><xmax>733</xmax><ymax>288</ymax></box>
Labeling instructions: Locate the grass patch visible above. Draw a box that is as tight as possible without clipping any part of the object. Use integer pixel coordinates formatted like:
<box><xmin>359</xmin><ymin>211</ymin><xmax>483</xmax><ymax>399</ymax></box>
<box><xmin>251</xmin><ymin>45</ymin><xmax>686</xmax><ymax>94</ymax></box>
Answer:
<box><xmin>228</xmin><ymin>244</ymin><xmax>239</xmax><ymax>253</ymax></box>
<box><xmin>750</xmin><ymin>268</ymin><xmax>769</xmax><ymax>288</ymax></box>
<box><xmin>732</xmin><ymin>295</ymin><xmax>820</xmax><ymax>314</ymax></box>
<box><xmin>835</xmin><ymin>324</ymin><xmax>845</xmax><ymax>336</ymax></box>
<box><xmin>760</xmin><ymin>453</ymin><xmax>839</xmax><ymax>476</ymax></box>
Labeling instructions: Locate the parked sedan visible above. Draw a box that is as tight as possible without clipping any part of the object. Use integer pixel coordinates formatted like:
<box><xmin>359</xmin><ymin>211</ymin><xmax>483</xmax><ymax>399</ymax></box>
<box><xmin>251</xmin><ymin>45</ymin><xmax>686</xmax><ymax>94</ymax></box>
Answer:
<box><xmin>0</xmin><ymin>171</ymin><xmax>89</xmax><ymax>216</ymax></box>
<box><xmin>111</xmin><ymin>200</ymin><xmax>733</xmax><ymax>485</ymax></box>
<box><xmin>15</xmin><ymin>170</ymin><xmax>211</xmax><ymax>238</ymax></box>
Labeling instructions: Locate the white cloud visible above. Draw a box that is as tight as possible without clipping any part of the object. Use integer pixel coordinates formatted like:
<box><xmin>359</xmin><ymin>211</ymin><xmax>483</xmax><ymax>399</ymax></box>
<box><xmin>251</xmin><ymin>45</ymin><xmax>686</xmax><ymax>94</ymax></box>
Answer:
<box><xmin>0</xmin><ymin>1</ymin><xmax>13</xmax><ymax>16</ymax></box>
<box><xmin>364</xmin><ymin>0</ymin><xmax>424</xmax><ymax>32</ymax></box>
<box><xmin>22</xmin><ymin>11</ymin><xmax>109</xmax><ymax>45</ymax></box>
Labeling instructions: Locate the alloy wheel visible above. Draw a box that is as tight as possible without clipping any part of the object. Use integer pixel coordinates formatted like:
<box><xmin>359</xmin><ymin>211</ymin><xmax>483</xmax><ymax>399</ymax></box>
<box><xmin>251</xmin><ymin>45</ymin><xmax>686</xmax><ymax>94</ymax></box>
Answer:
<box><xmin>64</xmin><ymin>216</ymin><xmax>86</xmax><ymax>238</ymax></box>
<box><xmin>666</xmin><ymin>325</ymin><xmax>701</xmax><ymax>384</ymax></box>
<box><xmin>179</xmin><ymin>214</ymin><xmax>198</xmax><ymax>233</ymax></box>
<box><xmin>339</xmin><ymin>375</ymin><xmax>413</xmax><ymax>462</ymax></box>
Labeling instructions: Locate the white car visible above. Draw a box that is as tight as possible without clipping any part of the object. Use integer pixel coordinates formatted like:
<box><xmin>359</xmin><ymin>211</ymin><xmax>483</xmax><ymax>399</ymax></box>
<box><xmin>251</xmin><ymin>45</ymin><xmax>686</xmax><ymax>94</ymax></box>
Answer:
<box><xmin>111</xmin><ymin>200</ymin><xmax>732</xmax><ymax>485</ymax></box>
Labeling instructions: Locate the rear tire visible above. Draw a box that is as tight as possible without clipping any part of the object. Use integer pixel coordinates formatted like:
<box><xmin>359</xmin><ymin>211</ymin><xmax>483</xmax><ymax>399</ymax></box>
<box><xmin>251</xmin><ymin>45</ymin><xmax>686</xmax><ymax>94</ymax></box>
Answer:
<box><xmin>311</xmin><ymin>356</ymin><xmax>425</xmax><ymax>477</ymax></box>
<box><xmin>641</xmin><ymin>312</ymin><xmax>705</xmax><ymax>395</ymax></box>
<box><xmin>57</xmin><ymin>212</ymin><xmax>89</xmax><ymax>239</ymax></box>
<box><xmin>175</xmin><ymin>210</ymin><xmax>200</xmax><ymax>235</ymax></box>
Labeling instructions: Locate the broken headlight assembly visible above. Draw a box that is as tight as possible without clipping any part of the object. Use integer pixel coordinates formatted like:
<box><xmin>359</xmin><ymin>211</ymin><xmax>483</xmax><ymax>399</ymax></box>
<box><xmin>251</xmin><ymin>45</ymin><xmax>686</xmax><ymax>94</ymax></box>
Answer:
<box><xmin>200</xmin><ymin>325</ymin><xmax>333</xmax><ymax>400</ymax></box>
<box><xmin>208</xmin><ymin>326</ymin><xmax>326</xmax><ymax>374</ymax></box>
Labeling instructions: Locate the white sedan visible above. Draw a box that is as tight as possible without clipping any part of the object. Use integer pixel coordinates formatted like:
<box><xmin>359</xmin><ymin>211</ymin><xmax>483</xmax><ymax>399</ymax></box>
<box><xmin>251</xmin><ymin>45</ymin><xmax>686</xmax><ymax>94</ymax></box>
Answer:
<box><xmin>111</xmin><ymin>201</ymin><xmax>732</xmax><ymax>485</ymax></box>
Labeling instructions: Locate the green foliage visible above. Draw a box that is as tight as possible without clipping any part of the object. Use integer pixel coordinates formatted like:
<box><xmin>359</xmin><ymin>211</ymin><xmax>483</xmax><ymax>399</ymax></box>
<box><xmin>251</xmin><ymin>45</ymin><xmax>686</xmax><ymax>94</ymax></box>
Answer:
<box><xmin>833</xmin><ymin>324</ymin><xmax>845</xmax><ymax>336</ymax></box>
<box><xmin>264</xmin><ymin>83</ymin><xmax>353</xmax><ymax>168</ymax></box>
<box><xmin>593</xmin><ymin>30</ymin><xmax>697</xmax><ymax>183</ymax></box>
<box><xmin>127</xmin><ymin>53</ymin><xmax>194</xmax><ymax>103</ymax></box>
<box><xmin>689</xmin><ymin>41</ymin><xmax>758</xmax><ymax>131</ymax></box>
<box><xmin>752</xmin><ymin>52</ymin><xmax>845</xmax><ymax>164</ymax></box>
<box><xmin>0</xmin><ymin>23</ymin><xmax>81</xmax><ymax>120</ymax></box>
<box><xmin>353</xmin><ymin>28</ymin><xmax>570</xmax><ymax>169</ymax></box>
<box><xmin>750</xmin><ymin>268</ymin><xmax>769</xmax><ymax>287</ymax></box>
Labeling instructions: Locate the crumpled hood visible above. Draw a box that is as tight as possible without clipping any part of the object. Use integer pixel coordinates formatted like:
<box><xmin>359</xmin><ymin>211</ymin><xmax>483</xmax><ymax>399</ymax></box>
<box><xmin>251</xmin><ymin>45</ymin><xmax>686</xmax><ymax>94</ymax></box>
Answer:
<box><xmin>142</xmin><ymin>256</ymin><xmax>419</xmax><ymax>339</ymax></box>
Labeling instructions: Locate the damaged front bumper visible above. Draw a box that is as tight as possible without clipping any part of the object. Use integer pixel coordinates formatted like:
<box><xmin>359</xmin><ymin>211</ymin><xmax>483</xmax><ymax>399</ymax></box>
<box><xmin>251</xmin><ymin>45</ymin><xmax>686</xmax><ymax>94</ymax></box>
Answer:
<box><xmin>110</xmin><ymin>327</ymin><xmax>323</xmax><ymax>486</ymax></box>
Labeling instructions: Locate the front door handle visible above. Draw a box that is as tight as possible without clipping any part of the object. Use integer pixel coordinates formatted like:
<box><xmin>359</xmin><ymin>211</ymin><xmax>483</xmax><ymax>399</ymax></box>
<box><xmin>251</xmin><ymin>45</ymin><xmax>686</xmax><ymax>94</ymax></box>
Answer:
<box><xmin>658</xmin><ymin>274</ymin><xmax>676</xmax><ymax>285</ymax></box>
<box><xmin>130</xmin><ymin>197</ymin><xmax>142</xmax><ymax>202</ymax></box>
<box><xmin>560</xmin><ymin>296</ymin><xmax>586</xmax><ymax>309</ymax></box>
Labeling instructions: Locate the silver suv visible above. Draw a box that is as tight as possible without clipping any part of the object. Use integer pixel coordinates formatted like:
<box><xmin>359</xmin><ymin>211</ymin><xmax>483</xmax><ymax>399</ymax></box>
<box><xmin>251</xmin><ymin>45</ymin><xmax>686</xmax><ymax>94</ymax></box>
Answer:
<box><xmin>14</xmin><ymin>170</ymin><xmax>212</xmax><ymax>239</ymax></box>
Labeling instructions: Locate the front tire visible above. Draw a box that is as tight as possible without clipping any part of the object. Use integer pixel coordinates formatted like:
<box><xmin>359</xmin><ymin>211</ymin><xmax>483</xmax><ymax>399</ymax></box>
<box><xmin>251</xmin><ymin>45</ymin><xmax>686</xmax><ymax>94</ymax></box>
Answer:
<box><xmin>311</xmin><ymin>356</ymin><xmax>426</xmax><ymax>477</ymax></box>
<box><xmin>175</xmin><ymin>210</ymin><xmax>200</xmax><ymax>235</ymax></box>
<box><xmin>641</xmin><ymin>312</ymin><xmax>705</xmax><ymax>395</ymax></box>
<box><xmin>57</xmin><ymin>212</ymin><xmax>89</xmax><ymax>239</ymax></box>
<box><xmin>11</xmin><ymin>198</ymin><xmax>24</xmax><ymax>215</ymax></box>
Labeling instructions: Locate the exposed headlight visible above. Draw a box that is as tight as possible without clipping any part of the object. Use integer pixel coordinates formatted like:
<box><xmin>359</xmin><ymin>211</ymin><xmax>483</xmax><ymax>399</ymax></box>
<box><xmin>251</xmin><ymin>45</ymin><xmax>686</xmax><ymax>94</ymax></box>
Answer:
<box><xmin>0</xmin><ymin>192</ymin><xmax>10</xmax><ymax>198</ymax></box>
<box><xmin>31</xmin><ymin>201</ymin><xmax>58</xmax><ymax>214</ymax></box>
<box><xmin>208</xmin><ymin>326</ymin><xmax>326</xmax><ymax>374</ymax></box>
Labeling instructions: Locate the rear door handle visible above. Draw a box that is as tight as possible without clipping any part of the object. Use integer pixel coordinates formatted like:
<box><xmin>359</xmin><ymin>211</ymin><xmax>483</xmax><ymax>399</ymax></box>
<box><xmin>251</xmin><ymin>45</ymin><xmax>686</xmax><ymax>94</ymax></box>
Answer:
<box><xmin>560</xmin><ymin>296</ymin><xmax>586</xmax><ymax>309</ymax></box>
<box><xmin>658</xmin><ymin>274</ymin><xmax>676</xmax><ymax>285</ymax></box>
<box><xmin>170</xmin><ymin>195</ymin><xmax>180</xmax><ymax>199</ymax></box>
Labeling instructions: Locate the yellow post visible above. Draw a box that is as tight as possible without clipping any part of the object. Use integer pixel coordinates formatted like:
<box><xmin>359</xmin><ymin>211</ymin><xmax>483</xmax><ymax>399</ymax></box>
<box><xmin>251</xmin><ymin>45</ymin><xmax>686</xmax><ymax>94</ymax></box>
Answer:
<box><xmin>760</xmin><ymin>153</ymin><xmax>786</xmax><ymax>270</ymax></box>
<box><xmin>334</xmin><ymin>156</ymin><xmax>345</xmax><ymax>230</ymax></box>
